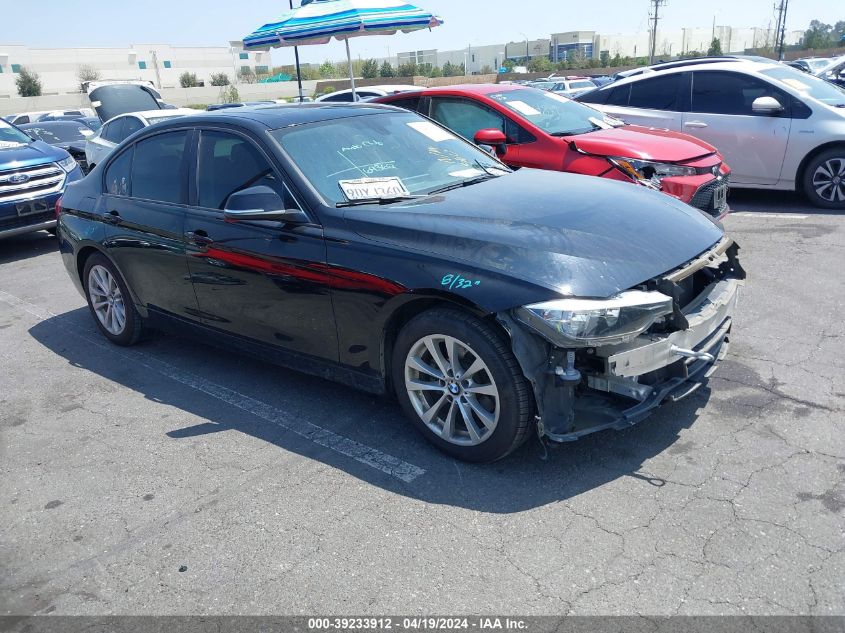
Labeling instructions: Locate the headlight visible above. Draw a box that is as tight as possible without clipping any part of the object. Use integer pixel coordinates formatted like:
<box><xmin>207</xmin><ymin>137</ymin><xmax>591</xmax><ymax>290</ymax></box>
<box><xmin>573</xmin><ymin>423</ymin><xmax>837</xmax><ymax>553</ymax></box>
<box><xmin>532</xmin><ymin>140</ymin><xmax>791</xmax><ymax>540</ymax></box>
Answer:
<box><xmin>516</xmin><ymin>290</ymin><xmax>673</xmax><ymax>347</ymax></box>
<box><xmin>609</xmin><ymin>157</ymin><xmax>697</xmax><ymax>187</ymax></box>
<box><xmin>57</xmin><ymin>155</ymin><xmax>77</xmax><ymax>173</ymax></box>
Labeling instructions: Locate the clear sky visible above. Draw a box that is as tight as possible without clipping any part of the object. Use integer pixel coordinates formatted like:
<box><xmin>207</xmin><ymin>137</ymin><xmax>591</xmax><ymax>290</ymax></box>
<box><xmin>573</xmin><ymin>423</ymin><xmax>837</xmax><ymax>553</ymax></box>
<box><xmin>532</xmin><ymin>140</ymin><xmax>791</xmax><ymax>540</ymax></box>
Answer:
<box><xmin>3</xmin><ymin>0</ymin><xmax>839</xmax><ymax>65</ymax></box>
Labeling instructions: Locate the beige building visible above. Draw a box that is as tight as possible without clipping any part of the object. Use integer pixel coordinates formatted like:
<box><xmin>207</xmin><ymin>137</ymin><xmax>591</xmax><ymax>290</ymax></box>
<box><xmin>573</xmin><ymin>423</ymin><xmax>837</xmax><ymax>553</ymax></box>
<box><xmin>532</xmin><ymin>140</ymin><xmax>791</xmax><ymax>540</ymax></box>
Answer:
<box><xmin>0</xmin><ymin>43</ymin><xmax>270</xmax><ymax>97</ymax></box>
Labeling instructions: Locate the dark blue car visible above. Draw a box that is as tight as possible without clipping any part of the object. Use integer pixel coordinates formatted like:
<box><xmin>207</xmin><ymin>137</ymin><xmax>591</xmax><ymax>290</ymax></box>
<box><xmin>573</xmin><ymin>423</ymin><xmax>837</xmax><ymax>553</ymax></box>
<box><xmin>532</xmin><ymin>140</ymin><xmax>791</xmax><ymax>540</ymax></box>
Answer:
<box><xmin>1</xmin><ymin>118</ymin><xmax>83</xmax><ymax>239</ymax></box>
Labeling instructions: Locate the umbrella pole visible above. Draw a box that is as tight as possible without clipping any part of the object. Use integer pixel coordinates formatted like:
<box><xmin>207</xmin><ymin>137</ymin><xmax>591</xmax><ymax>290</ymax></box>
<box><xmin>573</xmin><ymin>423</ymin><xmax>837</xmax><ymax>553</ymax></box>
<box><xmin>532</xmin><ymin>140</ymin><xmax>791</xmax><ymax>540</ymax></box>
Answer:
<box><xmin>289</xmin><ymin>0</ymin><xmax>304</xmax><ymax>102</ymax></box>
<box><xmin>345</xmin><ymin>39</ymin><xmax>357</xmax><ymax>101</ymax></box>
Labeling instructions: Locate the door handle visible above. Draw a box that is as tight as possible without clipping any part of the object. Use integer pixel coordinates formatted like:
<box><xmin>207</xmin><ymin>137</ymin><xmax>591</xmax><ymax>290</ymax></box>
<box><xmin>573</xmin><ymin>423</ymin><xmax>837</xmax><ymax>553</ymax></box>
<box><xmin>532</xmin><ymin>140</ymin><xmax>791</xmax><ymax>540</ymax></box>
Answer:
<box><xmin>684</xmin><ymin>121</ymin><xmax>708</xmax><ymax>129</ymax></box>
<box><xmin>103</xmin><ymin>210</ymin><xmax>121</xmax><ymax>225</ymax></box>
<box><xmin>185</xmin><ymin>230</ymin><xmax>213</xmax><ymax>247</ymax></box>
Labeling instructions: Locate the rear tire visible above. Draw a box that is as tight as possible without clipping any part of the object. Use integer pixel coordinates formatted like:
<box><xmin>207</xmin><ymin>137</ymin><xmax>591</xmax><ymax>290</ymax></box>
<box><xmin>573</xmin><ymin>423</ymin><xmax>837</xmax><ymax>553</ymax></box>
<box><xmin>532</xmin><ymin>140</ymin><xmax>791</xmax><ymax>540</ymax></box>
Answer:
<box><xmin>391</xmin><ymin>308</ymin><xmax>534</xmax><ymax>462</ymax></box>
<box><xmin>83</xmin><ymin>253</ymin><xmax>143</xmax><ymax>346</ymax></box>
<box><xmin>803</xmin><ymin>148</ymin><xmax>845</xmax><ymax>209</ymax></box>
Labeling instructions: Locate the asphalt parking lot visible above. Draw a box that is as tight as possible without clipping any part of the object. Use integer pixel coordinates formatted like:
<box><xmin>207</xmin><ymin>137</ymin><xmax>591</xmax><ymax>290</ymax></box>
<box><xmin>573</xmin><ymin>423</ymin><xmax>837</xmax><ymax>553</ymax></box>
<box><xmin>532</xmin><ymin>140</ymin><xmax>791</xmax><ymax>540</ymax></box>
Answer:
<box><xmin>1</xmin><ymin>189</ymin><xmax>843</xmax><ymax>616</ymax></box>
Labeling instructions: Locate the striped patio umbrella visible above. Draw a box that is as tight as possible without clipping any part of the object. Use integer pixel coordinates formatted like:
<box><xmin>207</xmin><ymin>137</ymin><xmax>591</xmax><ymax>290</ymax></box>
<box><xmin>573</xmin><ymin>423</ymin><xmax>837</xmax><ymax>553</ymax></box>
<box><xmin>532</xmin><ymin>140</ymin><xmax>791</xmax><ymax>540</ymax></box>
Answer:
<box><xmin>243</xmin><ymin>0</ymin><xmax>444</xmax><ymax>99</ymax></box>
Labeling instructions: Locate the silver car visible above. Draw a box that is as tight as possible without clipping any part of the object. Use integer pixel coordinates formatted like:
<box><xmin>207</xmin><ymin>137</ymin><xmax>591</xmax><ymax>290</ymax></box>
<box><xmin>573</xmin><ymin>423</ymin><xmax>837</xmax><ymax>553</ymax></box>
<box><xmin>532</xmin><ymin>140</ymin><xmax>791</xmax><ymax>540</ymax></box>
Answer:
<box><xmin>579</xmin><ymin>58</ymin><xmax>845</xmax><ymax>208</ymax></box>
<box><xmin>85</xmin><ymin>109</ymin><xmax>195</xmax><ymax>169</ymax></box>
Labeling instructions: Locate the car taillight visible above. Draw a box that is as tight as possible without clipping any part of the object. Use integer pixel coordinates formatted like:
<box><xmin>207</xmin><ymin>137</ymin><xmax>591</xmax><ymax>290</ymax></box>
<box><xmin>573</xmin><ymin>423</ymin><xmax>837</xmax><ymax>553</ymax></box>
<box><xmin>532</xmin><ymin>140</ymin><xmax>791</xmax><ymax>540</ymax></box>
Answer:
<box><xmin>54</xmin><ymin>196</ymin><xmax>63</xmax><ymax>219</ymax></box>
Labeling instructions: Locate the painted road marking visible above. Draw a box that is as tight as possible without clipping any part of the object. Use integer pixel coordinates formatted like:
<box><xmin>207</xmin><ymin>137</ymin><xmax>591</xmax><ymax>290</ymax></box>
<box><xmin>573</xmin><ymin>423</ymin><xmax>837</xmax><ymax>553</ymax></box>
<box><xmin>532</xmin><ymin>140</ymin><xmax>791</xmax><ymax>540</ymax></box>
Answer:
<box><xmin>729</xmin><ymin>213</ymin><xmax>809</xmax><ymax>219</ymax></box>
<box><xmin>0</xmin><ymin>290</ymin><xmax>426</xmax><ymax>483</ymax></box>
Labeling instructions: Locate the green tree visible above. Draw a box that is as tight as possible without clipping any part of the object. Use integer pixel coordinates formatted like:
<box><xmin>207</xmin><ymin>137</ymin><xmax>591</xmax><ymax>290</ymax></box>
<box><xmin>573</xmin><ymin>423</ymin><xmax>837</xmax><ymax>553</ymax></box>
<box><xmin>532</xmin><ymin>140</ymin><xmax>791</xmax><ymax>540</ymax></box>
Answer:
<box><xmin>610</xmin><ymin>53</ymin><xmax>622</xmax><ymax>67</ymax></box>
<box><xmin>16</xmin><ymin>67</ymin><xmax>42</xmax><ymax>97</ymax></box>
<box><xmin>502</xmin><ymin>58</ymin><xmax>516</xmax><ymax>72</ymax></box>
<box><xmin>379</xmin><ymin>61</ymin><xmax>396</xmax><ymax>77</ymax></box>
<box><xmin>600</xmin><ymin>51</ymin><xmax>610</xmax><ymax>67</ymax></box>
<box><xmin>318</xmin><ymin>60</ymin><xmax>336</xmax><ymax>79</ymax></box>
<box><xmin>179</xmin><ymin>71</ymin><xmax>199</xmax><ymax>88</ymax></box>
<box><xmin>210</xmin><ymin>72</ymin><xmax>230</xmax><ymax>86</ymax></box>
<box><xmin>428</xmin><ymin>66</ymin><xmax>442</xmax><ymax>78</ymax></box>
<box><xmin>361</xmin><ymin>59</ymin><xmax>379</xmax><ymax>79</ymax></box>
<box><xmin>442</xmin><ymin>61</ymin><xmax>455</xmax><ymax>76</ymax></box>
<box><xmin>707</xmin><ymin>38</ymin><xmax>723</xmax><ymax>56</ymax></box>
<box><xmin>397</xmin><ymin>62</ymin><xmax>418</xmax><ymax>77</ymax></box>
<box><xmin>219</xmin><ymin>84</ymin><xmax>240</xmax><ymax>104</ymax></box>
<box><xmin>527</xmin><ymin>56</ymin><xmax>553</xmax><ymax>73</ymax></box>
<box><xmin>802</xmin><ymin>20</ymin><xmax>833</xmax><ymax>49</ymax></box>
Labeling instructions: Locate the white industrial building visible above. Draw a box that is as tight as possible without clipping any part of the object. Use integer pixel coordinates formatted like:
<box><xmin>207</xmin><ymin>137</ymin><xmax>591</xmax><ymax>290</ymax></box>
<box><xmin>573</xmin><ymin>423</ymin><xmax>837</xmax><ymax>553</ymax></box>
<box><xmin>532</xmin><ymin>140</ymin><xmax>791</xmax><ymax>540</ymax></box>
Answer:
<box><xmin>0</xmin><ymin>43</ymin><xmax>270</xmax><ymax>97</ymax></box>
<box><xmin>379</xmin><ymin>24</ymin><xmax>806</xmax><ymax>74</ymax></box>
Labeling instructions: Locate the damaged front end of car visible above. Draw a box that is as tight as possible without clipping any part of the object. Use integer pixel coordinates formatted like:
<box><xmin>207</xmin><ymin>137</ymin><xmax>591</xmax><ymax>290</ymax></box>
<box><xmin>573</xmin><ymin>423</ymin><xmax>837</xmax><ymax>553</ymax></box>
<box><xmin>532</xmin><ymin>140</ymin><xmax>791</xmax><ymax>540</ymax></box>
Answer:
<box><xmin>497</xmin><ymin>236</ymin><xmax>745</xmax><ymax>442</ymax></box>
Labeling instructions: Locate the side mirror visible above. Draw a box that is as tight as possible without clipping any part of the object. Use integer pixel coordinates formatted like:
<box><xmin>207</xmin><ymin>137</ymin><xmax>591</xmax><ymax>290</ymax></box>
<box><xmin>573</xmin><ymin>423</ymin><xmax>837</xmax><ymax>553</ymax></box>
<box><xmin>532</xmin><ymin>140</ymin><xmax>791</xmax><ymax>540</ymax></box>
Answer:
<box><xmin>223</xmin><ymin>185</ymin><xmax>308</xmax><ymax>223</ymax></box>
<box><xmin>751</xmin><ymin>96</ymin><xmax>784</xmax><ymax>115</ymax></box>
<box><xmin>474</xmin><ymin>128</ymin><xmax>507</xmax><ymax>156</ymax></box>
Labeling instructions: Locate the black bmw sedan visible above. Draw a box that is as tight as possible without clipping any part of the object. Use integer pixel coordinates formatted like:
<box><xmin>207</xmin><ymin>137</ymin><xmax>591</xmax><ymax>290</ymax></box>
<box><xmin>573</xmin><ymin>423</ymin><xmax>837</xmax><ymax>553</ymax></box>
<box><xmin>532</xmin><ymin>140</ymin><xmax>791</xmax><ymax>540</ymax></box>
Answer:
<box><xmin>57</xmin><ymin>104</ymin><xmax>744</xmax><ymax>462</ymax></box>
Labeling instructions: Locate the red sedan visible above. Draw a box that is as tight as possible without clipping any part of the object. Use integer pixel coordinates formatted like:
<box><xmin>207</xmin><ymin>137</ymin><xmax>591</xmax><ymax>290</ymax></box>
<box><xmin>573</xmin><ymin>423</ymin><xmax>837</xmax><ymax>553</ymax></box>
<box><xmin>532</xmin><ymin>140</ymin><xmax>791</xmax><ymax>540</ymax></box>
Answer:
<box><xmin>376</xmin><ymin>84</ymin><xmax>731</xmax><ymax>219</ymax></box>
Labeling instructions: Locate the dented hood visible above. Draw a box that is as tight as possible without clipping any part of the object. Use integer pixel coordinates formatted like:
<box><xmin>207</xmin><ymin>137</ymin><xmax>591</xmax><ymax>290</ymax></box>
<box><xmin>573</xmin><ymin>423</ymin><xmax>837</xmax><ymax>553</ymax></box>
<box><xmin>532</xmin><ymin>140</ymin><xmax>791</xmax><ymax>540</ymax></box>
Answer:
<box><xmin>344</xmin><ymin>169</ymin><xmax>724</xmax><ymax>300</ymax></box>
<box><xmin>570</xmin><ymin>125</ymin><xmax>718</xmax><ymax>162</ymax></box>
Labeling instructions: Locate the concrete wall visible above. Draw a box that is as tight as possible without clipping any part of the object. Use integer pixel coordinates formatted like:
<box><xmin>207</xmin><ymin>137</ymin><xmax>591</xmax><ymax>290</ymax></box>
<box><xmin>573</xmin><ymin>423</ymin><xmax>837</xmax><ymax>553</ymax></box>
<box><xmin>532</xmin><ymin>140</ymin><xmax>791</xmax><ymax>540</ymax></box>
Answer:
<box><xmin>0</xmin><ymin>81</ymin><xmax>319</xmax><ymax>116</ymax></box>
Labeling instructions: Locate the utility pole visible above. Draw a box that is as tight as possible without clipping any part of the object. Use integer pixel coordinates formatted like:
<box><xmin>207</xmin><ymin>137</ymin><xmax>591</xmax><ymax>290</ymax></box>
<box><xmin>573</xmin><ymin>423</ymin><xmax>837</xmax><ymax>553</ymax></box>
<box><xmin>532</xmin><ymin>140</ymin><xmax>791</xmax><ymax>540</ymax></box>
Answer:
<box><xmin>648</xmin><ymin>0</ymin><xmax>668</xmax><ymax>65</ymax></box>
<box><xmin>774</xmin><ymin>0</ymin><xmax>789</xmax><ymax>60</ymax></box>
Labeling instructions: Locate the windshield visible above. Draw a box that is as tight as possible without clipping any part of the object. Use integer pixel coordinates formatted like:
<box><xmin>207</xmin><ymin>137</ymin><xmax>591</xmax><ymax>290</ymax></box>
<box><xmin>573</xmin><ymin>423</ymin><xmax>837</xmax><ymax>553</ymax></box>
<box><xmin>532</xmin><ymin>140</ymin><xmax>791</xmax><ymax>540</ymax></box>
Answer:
<box><xmin>804</xmin><ymin>59</ymin><xmax>831</xmax><ymax>72</ymax></box>
<box><xmin>21</xmin><ymin>123</ymin><xmax>91</xmax><ymax>143</ymax></box>
<box><xmin>271</xmin><ymin>111</ymin><xmax>508</xmax><ymax>205</ymax></box>
<box><xmin>488</xmin><ymin>88</ymin><xmax>622</xmax><ymax>136</ymax></box>
<box><xmin>0</xmin><ymin>119</ymin><xmax>32</xmax><ymax>147</ymax></box>
<box><xmin>570</xmin><ymin>81</ymin><xmax>596</xmax><ymax>90</ymax></box>
<box><xmin>760</xmin><ymin>66</ymin><xmax>845</xmax><ymax>106</ymax></box>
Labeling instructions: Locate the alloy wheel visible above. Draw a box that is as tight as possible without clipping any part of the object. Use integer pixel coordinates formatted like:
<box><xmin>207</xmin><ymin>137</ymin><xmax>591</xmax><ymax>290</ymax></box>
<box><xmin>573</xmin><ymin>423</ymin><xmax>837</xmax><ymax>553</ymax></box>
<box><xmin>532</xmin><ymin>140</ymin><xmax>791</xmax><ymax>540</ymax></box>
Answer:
<box><xmin>404</xmin><ymin>334</ymin><xmax>500</xmax><ymax>446</ymax></box>
<box><xmin>812</xmin><ymin>158</ymin><xmax>845</xmax><ymax>203</ymax></box>
<box><xmin>88</xmin><ymin>264</ymin><xmax>126</xmax><ymax>336</ymax></box>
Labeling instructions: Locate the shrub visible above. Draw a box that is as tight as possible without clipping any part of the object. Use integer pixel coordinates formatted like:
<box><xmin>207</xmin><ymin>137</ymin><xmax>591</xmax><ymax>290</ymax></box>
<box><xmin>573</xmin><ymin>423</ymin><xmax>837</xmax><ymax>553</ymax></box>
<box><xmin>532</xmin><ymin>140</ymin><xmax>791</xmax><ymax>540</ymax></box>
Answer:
<box><xmin>16</xmin><ymin>67</ymin><xmax>42</xmax><ymax>97</ymax></box>
<box><xmin>210</xmin><ymin>72</ymin><xmax>230</xmax><ymax>86</ymax></box>
<box><xmin>179</xmin><ymin>72</ymin><xmax>199</xmax><ymax>88</ymax></box>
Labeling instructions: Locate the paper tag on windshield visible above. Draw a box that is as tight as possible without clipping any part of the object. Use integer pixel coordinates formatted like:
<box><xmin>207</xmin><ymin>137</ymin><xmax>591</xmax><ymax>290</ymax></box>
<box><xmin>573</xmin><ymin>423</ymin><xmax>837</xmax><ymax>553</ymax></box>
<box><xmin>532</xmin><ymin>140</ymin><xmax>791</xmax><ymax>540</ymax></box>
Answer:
<box><xmin>338</xmin><ymin>177</ymin><xmax>410</xmax><ymax>201</ymax></box>
<box><xmin>407</xmin><ymin>121</ymin><xmax>455</xmax><ymax>142</ymax></box>
<box><xmin>507</xmin><ymin>100</ymin><xmax>541</xmax><ymax>116</ymax></box>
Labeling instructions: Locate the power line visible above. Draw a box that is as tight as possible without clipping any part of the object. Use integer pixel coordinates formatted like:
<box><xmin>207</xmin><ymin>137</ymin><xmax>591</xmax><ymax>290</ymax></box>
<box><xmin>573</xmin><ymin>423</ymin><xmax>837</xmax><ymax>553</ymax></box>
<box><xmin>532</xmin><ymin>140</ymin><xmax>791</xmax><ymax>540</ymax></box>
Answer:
<box><xmin>649</xmin><ymin>0</ymin><xmax>668</xmax><ymax>64</ymax></box>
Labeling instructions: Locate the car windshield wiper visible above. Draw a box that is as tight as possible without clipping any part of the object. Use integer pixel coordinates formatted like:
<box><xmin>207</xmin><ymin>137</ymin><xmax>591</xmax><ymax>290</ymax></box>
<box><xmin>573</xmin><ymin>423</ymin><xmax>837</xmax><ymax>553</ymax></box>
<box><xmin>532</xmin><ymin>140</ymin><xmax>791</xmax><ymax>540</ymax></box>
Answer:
<box><xmin>336</xmin><ymin>195</ymin><xmax>422</xmax><ymax>208</ymax></box>
<box><xmin>427</xmin><ymin>160</ymin><xmax>506</xmax><ymax>195</ymax></box>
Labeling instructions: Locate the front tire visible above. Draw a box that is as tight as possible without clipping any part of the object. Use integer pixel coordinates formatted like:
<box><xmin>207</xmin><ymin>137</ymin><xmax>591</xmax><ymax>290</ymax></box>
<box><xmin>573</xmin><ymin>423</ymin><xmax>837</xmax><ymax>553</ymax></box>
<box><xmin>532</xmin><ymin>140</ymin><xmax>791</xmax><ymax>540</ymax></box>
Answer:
<box><xmin>803</xmin><ymin>149</ymin><xmax>845</xmax><ymax>209</ymax></box>
<box><xmin>391</xmin><ymin>308</ymin><xmax>534</xmax><ymax>462</ymax></box>
<box><xmin>83</xmin><ymin>253</ymin><xmax>143</xmax><ymax>346</ymax></box>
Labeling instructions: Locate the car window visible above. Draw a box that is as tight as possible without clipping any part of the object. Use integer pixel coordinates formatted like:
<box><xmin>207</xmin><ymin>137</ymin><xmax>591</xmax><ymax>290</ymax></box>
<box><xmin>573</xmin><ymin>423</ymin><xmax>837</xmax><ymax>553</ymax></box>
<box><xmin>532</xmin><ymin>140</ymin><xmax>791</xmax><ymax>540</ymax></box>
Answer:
<box><xmin>130</xmin><ymin>131</ymin><xmax>189</xmax><ymax>204</ymax></box>
<box><xmin>628</xmin><ymin>74</ymin><xmax>682</xmax><ymax>111</ymax></box>
<box><xmin>759</xmin><ymin>66</ymin><xmax>845</xmax><ymax>107</ymax></box>
<box><xmin>691</xmin><ymin>71</ymin><xmax>793</xmax><ymax>116</ymax></box>
<box><xmin>122</xmin><ymin>117</ymin><xmax>144</xmax><ymax>139</ymax></box>
<box><xmin>197</xmin><ymin>130</ymin><xmax>295</xmax><ymax>210</ymax></box>
<box><xmin>430</xmin><ymin>98</ymin><xmax>509</xmax><ymax>142</ymax></box>
<box><xmin>104</xmin><ymin>147</ymin><xmax>133</xmax><ymax>197</ymax></box>
<box><xmin>0</xmin><ymin>119</ymin><xmax>32</xmax><ymax>145</ymax></box>
<box><xmin>321</xmin><ymin>93</ymin><xmax>352</xmax><ymax>102</ymax></box>
<box><xmin>486</xmin><ymin>88</ymin><xmax>619</xmax><ymax>137</ymax></box>
<box><xmin>102</xmin><ymin>118</ymin><xmax>126</xmax><ymax>143</ymax></box>
<box><xmin>386</xmin><ymin>95</ymin><xmax>422</xmax><ymax>112</ymax></box>
<box><xmin>17</xmin><ymin>116</ymin><xmax>31</xmax><ymax>124</ymax></box>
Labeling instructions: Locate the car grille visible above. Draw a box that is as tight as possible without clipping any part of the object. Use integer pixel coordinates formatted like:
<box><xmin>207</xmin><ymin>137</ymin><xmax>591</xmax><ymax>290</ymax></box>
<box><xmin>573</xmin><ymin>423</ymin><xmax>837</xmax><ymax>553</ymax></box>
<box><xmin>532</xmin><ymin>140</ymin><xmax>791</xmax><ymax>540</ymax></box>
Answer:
<box><xmin>0</xmin><ymin>163</ymin><xmax>66</xmax><ymax>204</ymax></box>
<box><xmin>690</xmin><ymin>174</ymin><xmax>729</xmax><ymax>217</ymax></box>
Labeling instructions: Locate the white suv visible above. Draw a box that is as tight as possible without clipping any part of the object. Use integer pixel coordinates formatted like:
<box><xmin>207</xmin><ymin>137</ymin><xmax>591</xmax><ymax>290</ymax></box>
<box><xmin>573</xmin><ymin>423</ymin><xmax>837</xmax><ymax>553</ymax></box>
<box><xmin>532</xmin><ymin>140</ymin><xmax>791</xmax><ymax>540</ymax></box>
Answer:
<box><xmin>579</xmin><ymin>58</ymin><xmax>845</xmax><ymax>208</ymax></box>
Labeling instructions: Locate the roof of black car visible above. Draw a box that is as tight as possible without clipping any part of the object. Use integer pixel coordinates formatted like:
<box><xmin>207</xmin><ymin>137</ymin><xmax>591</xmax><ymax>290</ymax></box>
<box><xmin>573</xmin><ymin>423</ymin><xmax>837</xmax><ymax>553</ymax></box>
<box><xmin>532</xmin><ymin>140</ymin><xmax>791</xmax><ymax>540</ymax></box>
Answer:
<box><xmin>178</xmin><ymin>103</ymin><xmax>397</xmax><ymax>129</ymax></box>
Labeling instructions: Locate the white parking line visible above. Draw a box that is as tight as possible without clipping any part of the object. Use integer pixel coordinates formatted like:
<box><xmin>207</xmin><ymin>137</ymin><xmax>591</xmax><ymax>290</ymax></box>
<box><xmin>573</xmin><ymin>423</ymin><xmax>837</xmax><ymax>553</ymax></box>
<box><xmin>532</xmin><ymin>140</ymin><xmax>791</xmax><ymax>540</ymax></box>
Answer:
<box><xmin>0</xmin><ymin>290</ymin><xmax>427</xmax><ymax>483</ymax></box>
<box><xmin>729</xmin><ymin>212</ymin><xmax>809</xmax><ymax>219</ymax></box>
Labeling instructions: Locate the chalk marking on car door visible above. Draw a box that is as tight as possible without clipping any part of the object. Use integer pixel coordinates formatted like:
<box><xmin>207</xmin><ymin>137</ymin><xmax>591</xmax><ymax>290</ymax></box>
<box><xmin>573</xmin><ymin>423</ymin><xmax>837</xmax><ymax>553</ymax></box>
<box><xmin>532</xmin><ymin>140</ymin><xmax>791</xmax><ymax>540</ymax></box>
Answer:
<box><xmin>0</xmin><ymin>289</ymin><xmax>426</xmax><ymax>483</ymax></box>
